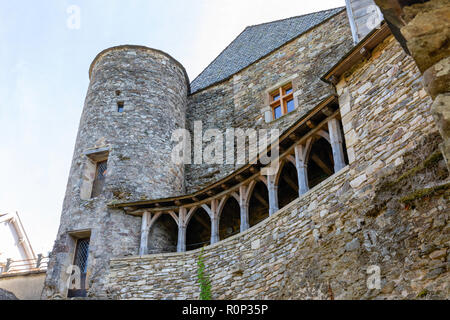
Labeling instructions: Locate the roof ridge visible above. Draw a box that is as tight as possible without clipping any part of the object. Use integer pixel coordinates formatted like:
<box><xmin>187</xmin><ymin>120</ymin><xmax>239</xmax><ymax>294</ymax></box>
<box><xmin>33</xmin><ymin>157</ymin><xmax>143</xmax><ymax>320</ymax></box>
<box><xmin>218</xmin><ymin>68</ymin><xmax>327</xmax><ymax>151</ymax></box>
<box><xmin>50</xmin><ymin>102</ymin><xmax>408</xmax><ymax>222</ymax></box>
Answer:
<box><xmin>246</xmin><ymin>6</ymin><xmax>345</xmax><ymax>29</ymax></box>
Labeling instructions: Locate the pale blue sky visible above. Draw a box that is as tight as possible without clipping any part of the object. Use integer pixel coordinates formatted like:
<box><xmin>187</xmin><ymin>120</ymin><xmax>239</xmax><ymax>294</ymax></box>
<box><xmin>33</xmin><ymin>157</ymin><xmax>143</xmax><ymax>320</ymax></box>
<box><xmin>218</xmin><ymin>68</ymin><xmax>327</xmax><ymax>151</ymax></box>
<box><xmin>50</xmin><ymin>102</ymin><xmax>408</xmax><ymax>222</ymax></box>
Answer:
<box><xmin>0</xmin><ymin>0</ymin><xmax>345</xmax><ymax>255</ymax></box>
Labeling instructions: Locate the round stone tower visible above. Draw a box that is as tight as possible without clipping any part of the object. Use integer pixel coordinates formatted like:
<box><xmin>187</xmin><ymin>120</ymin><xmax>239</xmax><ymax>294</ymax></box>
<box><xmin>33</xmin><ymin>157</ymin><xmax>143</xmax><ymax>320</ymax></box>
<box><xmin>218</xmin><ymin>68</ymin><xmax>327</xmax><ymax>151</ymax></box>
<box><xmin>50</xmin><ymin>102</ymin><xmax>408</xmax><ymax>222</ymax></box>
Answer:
<box><xmin>42</xmin><ymin>46</ymin><xmax>189</xmax><ymax>299</ymax></box>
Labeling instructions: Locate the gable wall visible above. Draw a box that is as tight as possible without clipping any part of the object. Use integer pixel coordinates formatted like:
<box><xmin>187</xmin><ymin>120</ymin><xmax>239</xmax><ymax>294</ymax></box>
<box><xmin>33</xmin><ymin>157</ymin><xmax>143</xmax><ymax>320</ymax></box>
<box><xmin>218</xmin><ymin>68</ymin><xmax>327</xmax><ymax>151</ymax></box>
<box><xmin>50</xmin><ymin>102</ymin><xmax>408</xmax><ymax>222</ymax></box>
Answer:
<box><xmin>185</xmin><ymin>11</ymin><xmax>353</xmax><ymax>192</ymax></box>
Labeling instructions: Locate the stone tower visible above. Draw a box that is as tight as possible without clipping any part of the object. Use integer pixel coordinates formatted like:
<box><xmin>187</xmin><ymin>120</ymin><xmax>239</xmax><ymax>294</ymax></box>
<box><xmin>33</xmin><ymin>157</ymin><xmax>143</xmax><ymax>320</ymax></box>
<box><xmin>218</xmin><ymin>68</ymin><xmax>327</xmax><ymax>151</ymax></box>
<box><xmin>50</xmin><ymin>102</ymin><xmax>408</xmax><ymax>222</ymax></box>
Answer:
<box><xmin>42</xmin><ymin>45</ymin><xmax>189</xmax><ymax>298</ymax></box>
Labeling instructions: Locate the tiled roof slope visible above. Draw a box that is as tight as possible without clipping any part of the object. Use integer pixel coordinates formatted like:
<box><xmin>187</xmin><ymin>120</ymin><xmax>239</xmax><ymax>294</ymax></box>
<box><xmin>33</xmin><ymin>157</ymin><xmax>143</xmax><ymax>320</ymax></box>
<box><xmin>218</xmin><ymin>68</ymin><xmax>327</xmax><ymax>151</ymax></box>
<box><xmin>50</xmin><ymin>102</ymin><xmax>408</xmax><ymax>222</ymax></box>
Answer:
<box><xmin>190</xmin><ymin>6</ymin><xmax>346</xmax><ymax>94</ymax></box>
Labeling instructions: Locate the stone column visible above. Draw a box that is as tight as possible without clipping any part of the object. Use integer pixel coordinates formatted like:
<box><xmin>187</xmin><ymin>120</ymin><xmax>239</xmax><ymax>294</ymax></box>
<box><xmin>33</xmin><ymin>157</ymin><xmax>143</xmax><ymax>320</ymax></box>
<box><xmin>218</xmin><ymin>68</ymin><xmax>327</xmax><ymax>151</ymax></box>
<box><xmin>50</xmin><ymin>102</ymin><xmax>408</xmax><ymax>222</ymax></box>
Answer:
<box><xmin>294</xmin><ymin>144</ymin><xmax>309</xmax><ymax>195</ymax></box>
<box><xmin>328</xmin><ymin>118</ymin><xmax>347</xmax><ymax>172</ymax></box>
<box><xmin>267</xmin><ymin>175</ymin><xmax>279</xmax><ymax>216</ymax></box>
<box><xmin>239</xmin><ymin>185</ymin><xmax>250</xmax><ymax>232</ymax></box>
<box><xmin>139</xmin><ymin>211</ymin><xmax>150</xmax><ymax>256</ymax></box>
<box><xmin>373</xmin><ymin>0</ymin><xmax>450</xmax><ymax>171</ymax></box>
<box><xmin>177</xmin><ymin>207</ymin><xmax>187</xmax><ymax>253</ymax></box>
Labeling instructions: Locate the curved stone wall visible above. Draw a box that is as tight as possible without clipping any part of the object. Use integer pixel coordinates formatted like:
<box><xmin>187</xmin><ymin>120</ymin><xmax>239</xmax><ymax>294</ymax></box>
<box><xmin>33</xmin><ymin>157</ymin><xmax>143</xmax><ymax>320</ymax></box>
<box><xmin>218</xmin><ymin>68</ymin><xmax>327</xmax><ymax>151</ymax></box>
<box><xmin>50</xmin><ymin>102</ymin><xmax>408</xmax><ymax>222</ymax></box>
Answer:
<box><xmin>88</xmin><ymin>45</ymin><xmax>189</xmax><ymax>201</ymax></box>
<box><xmin>104</xmin><ymin>37</ymin><xmax>448</xmax><ymax>300</ymax></box>
<box><xmin>42</xmin><ymin>46</ymin><xmax>189</xmax><ymax>299</ymax></box>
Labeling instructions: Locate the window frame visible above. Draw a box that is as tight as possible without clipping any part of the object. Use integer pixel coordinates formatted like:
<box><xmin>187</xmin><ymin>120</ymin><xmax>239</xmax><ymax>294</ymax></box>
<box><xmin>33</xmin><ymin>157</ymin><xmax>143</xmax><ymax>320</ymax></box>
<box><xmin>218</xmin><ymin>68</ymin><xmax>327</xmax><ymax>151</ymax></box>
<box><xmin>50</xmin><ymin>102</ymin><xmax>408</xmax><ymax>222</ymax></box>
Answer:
<box><xmin>67</xmin><ymin>230</ymin><xmax>91</xmax><ymax>298</ymax></box>
<box><xmin>80</xmin><ymin>148</ymin><xmax>109</xmax><ymax>200</ymax></box>
<box><xmin>117</xmin><ymin>101</ymin><xmax>124</xmax><ymax>113</ymax></box>
<box><xmin>270</xmin><ymin>83</ymin><xmax>295</xmax><ymax>120</ymax></box>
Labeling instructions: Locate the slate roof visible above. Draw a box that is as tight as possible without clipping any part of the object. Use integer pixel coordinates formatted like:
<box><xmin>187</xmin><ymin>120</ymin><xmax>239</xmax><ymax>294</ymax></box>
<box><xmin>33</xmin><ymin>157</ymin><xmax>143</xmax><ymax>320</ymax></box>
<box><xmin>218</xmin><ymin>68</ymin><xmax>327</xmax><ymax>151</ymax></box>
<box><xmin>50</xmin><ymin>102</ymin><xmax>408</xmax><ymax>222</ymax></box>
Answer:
<box><xmin>190</xmin><ymin>6</ymin><xmax>346</xmax><ymax>94</ymax></box>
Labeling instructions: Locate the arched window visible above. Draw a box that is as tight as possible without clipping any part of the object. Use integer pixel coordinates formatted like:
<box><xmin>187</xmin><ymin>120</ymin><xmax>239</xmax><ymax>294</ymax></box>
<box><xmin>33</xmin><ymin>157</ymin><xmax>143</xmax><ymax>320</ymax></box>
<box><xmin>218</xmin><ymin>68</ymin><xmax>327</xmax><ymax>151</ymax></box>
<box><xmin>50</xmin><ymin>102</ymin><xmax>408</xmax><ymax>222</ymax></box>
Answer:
<box><xmin>186</xmin><ymin>207</ymin><xmax>211</xmax><ymax>251</ymax></box>
<box><xmin>147</xmin><ymin>214</ymin><xmax>178</xmax><ymax>254</ymax></box>
<box><xmin>218</xmin><ymin>196</ymin><xmax>241</xmax><ymax>240</ymax></box>
<box><xmin>248</xmin><ymin>180</ymin><xmax>269</xmax><ymax>227</ymax></box>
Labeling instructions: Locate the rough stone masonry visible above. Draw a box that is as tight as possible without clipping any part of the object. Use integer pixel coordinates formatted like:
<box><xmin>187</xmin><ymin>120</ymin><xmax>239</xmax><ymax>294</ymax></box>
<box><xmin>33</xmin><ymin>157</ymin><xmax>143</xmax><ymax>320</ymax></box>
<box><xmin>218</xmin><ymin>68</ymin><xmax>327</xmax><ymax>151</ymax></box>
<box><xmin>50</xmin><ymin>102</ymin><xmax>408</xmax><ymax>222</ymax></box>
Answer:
<box><xmin>42</xmin><ymin>2</ymin><xmax>449</xmax><ymax>300</ymax></box>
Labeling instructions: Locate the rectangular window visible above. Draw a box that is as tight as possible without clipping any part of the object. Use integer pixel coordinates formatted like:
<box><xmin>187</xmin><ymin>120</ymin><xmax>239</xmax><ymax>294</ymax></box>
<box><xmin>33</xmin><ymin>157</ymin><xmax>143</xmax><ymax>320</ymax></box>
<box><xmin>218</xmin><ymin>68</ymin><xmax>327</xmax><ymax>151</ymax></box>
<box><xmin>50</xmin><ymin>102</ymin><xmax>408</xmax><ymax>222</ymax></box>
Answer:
<box><xmin>74</xmin><ymin>238</ymin><xmax>90</xmax><ymax>274</ymax></box>
<box><xmin>270</xmin><ymin>82</ymin><xmax>295</xmax><ymax>120</ymax></box>
<box><xmin>91</xmin><ymin>160</ymin><xmax>107</xmax><ymax>198</ymax></box>
<box><xmin>67</xmin><ymin>237</ymin><xmax>90</xmax><ymax>298</ymax></box>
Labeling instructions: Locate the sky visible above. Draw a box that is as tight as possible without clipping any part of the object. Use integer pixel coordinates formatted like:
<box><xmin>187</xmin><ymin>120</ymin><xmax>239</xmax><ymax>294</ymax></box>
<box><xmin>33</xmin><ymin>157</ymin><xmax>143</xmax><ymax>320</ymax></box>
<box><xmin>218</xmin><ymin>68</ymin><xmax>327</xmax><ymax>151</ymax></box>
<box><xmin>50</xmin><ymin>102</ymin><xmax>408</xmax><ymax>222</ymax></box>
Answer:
<box><xmin>0</xmin><ymin>0</ymin><xmax>345</xmax><ymax>255</ymax></box>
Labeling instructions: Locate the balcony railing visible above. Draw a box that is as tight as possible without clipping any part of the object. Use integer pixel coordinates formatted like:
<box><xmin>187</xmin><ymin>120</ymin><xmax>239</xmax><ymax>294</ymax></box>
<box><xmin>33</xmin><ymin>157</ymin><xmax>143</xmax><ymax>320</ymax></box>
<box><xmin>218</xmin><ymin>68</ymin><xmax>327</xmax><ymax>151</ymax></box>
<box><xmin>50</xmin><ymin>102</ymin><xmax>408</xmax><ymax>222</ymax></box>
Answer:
<box><xmin>0</xmin><ymin>254</ymin><xmax>49</xmax><ymax>275</ymax></box>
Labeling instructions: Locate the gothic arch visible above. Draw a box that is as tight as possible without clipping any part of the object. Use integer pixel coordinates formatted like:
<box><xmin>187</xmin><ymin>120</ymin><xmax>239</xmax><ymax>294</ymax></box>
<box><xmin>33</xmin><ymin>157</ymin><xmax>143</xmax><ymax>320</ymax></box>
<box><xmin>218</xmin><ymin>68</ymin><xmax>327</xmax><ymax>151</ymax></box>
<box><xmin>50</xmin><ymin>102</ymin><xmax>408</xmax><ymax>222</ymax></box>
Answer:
<box><xmin>185</xmin><ymin>206</ymin><xmax>211</xmax><ymax>251</ymax></box>
<box><xmin>218</xmin><ymin>196</ymin><xmax>241</xmax><ymax>240</ymax></box>
<box><xmin>276</xmin><ymin>159</ymin><xmax>299</xmax><ymax>209</ymax></box>
<box><xmin>248</xmin><ymin>179</ymin><xmax>269</xmax><ymax>227</ymax></box>
<box><xmin>306</xmin><ymin>135</ymin><xmax>334</xmax><ymax>189</ymax></box>
<box><xmin>147</xmin><ymin>213</ymin><xmax>178</xmax><ymax>254</ymax></box>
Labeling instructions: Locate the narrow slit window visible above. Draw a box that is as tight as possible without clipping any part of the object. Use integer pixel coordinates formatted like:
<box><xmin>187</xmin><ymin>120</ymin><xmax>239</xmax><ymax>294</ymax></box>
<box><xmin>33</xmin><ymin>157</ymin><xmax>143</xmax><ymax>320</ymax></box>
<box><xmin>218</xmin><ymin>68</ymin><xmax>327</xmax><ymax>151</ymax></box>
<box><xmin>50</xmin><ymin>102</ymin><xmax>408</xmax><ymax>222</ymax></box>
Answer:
<box><xmin>117</xmin><ymin>101</ymin><xmax>124</xmax><ymax>113</ymax></box>
<box><xmin>68</xmin><ymin>237</ymin><xmax>90</xmax><ymax>298</ymax></box>
<box><xmin>91</xmin><ymin>160</ymin><xmax>107</xmax><ymax>198</ymax></box>
<box><xmin>270</xmin><ymin>82</ymin><xmax>295</xmax><ymax>120</ymax></box>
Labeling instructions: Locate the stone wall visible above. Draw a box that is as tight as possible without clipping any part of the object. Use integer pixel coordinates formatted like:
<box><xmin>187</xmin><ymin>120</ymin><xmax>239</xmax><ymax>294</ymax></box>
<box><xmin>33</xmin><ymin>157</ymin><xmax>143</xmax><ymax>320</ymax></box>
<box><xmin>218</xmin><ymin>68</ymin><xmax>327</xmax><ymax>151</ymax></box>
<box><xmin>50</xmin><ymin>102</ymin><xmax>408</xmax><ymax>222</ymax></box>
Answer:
<box><xmin>185</xmin><ymin>11</ymin><xmax>354</xmax><ymax>192</ymax></box>
<box><xmin>104</xmin><ymin>36</ymin><xmax>449</xmax><ymax>300</ymax></box>
<box><xmin>0</xmin><ymin>271</ymin><xmax>46</xmax><ymax>300</ymax></box>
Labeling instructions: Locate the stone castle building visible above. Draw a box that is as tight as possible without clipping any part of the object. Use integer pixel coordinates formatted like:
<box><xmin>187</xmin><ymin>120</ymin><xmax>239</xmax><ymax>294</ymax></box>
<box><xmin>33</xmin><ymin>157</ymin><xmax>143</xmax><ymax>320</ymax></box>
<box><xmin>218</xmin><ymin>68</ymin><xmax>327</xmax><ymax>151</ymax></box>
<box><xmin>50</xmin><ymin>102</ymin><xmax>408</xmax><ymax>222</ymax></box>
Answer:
<box><xmin>42</xmin><ymin>0</ymin><xmax>449</xmax><ymax>299</ymax></box>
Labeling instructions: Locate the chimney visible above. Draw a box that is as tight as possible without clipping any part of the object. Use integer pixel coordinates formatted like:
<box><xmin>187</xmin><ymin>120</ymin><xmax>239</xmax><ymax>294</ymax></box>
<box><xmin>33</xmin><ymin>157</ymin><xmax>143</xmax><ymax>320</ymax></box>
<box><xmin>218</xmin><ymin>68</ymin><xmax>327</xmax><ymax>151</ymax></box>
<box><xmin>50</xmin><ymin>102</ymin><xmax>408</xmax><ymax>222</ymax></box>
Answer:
<box><xmin>345</xmin><ymin>0</ymin><xmax>384</xmax><ymax>44</ymax></box>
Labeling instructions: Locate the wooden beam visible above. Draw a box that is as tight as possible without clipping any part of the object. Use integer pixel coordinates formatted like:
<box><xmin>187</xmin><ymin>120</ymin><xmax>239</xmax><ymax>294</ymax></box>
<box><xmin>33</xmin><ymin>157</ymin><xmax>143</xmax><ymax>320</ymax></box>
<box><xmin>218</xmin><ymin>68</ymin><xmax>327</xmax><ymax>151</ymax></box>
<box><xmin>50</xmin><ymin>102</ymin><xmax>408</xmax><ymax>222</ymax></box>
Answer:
<box><xmin>306</xmin><ymin>120</ymin><xmax>316</xmax><ymax>129</ymax></box>
<box><xmin>192</xmin><ymin>213</ymin><xmax>211</xmax><ymax>230</ymax></box>
<box><xmin>280</xmin><ymin>175</ymin><xmax>299</xmax><ymax>192</ymax></box>
<box><xmin>253</xmin><ymin>191</ymin><xmax>269</xmax><ymax>207</ymax></box>
<box><xmin>311</xmin><ymin>154</ymin><xmax>333</xmax><ymax>176</ymax></box>
<box><xmin>321</xmin><ymin>106</ymin><xmax>334</xmax><ymax>116</ymax></box>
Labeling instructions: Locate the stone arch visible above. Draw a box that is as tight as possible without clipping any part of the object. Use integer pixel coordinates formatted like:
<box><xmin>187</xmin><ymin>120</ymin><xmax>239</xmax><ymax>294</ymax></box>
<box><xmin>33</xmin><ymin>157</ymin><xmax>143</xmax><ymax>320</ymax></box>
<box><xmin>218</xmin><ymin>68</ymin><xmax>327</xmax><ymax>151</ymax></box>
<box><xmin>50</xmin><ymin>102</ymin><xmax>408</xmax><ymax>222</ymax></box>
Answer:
<box><xmin>186</xmin><ymin>206</ymin><xmax>211</xmax><ymax>251</ymax></box>
<box><xmin>248</xmin><ymin>179</ymin><xmax>269</xmax><ymax>227</ymax></box>
<box><xmin>218</xmin><ymin>196</ymin><xmax>241</xmax><ymax>241</ymax></box>
<box><xmin>147</xmin><ymin>213</ymin><xmax>178</xmax><ymax>254</ymax></box>
<box><xmin>306</xmin><ymin>135</ymin><xmax>334</xmax><ymax>189</ymax></box>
